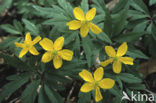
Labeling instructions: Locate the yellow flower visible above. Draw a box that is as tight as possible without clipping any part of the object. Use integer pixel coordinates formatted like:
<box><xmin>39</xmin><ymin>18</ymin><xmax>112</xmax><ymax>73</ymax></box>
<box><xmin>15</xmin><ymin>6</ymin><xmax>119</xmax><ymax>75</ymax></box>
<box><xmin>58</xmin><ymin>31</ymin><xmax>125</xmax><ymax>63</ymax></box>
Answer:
<box><xmin>15</xmin><ymin>33</ymin><xmax>41</xmax><ymax>58</ymax></box>
<box><xmin>67</xmin><ymin>7</ymin><xmax>102</xmax><ymax>38</ymax></box>
<box><xmin>39</xmin><ymin>36</ymin><xmax>73</xmax><ymax>69</ymax></box>
<box><xmin>100</xmin><ymin>42</ymin><xmax>134</xmax><ymax>74</ymax></box>
<box><xmin>79</xmin><ymin>67</ymin><xmax>115</xmax><ymax>102</ymax></box>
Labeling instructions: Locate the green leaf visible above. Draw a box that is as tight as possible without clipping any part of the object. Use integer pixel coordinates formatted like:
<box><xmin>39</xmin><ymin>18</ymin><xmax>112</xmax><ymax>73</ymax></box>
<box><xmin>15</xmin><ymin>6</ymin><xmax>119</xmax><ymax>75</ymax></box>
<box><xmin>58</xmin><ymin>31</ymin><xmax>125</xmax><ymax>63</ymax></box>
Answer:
<box><xmin>97</xmin><ymin>32</ymin><xmax>112</xmax><ymax>44</ymax></box>
<box><xmin>152</xmin><ymin>23</ymin><xmax>156</xmax><ymax>40</ymax></box>
<box><xmin>112</xmin><ymin>0</ymin><xmax>129</xmax><ymax>13</ymax></box>
<box><xmin>21</xmin><ymin>80</ymin><xmax>40</xmax><ymax>103</ymax></box>
<box><xmin>149</xmin><ymin>0</ymin><xmax>156</xmax><ymax>5</ymax></box>
<box><xmin>130</xmin><ymin>0</ymin><xmax>149</xmax><ymax>14</ymax></box>
<box><xmin>78</xmin><ymin>92</ymin><xmax>91</xmax><ymax>103</ymax></box>
<box><xmin>0</xmin><ymin>0</ymin><xmax>12</xmax><ymax>15</ymax></box>
<box><xmin>0</xmin><ymin>36</ymin><xmax>20</xmax><ymax>50</ymax></box>
<box><xmin>0</xmin><ymin>74</ymin><xmax>30</xmax><ymax>102</ymax></box>
<box><xmin>112</xmin><ymin>7</ymin><xmax>128</xmax><ymax>36</ymax></box>
<box><xmin>128</xmin><ymin>83</ymin><xmax>146</xmax><ymax>90</ymax></box>
<box><xmin>0</xmin><ymin>53</ymin><xmax>29</xmax><ymax>71</ymax></box>
<box><xmin>114</xmin><ymin>32</ymin><xmax>145</xmax><ymax>43</ymax></box>
<box><xmin>118</xmin><ymin>73</ymin><xmax>142</xmax><ymax>84</ymax></box>
<box><xmin>127</xmin><ymin>49</ymin><xmax>149</xmax><ymax>59</ymax></box>
<box><xmin>44</xmin><ymin>85</ymin><xmax>63</xmax><ymax>103</ymax></box>
<box><xmin>38</xmin><ymin>86</ymin><xmax>51</xmax><ymax>103</ymax></box>
<box><xmin>81</xmin><ymin>0</ymin><xmax>89</xmax><ymax>13</ymax></box>
<box><xmin>22</xmin><ymin>19</ymin><xmax>39</xmax><ymax>36</ymax></box>
<box><xmin>82</xmin><ymin>37</ymin><xmax>92</xmax><ymax>67</ymax></box>
<box><xmin>0</xmin><ymin>24</ymin><xmax>21</xmax><ymax>34</ymax></box>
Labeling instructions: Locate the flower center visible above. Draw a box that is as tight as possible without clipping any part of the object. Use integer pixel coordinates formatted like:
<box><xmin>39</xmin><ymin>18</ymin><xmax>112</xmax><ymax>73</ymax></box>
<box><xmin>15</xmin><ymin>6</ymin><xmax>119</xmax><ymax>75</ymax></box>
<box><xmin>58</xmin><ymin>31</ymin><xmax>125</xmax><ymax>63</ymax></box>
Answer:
<box><xmin>82</xmin><ymin>20</ymin><xmax>89</xmax><ymax>25</ymax></box>
<box><xmin>25</xmin><ymin>43</ymin><xmax>31</xmax><ymax>48</ymax></box>
<box><xmin>114</xmin><ymin>57</ymin><xmax>118</xmax><ymax>61</ymax></box>
<box><xmin>94</xmin><ymin>81</ymin><xmax>99</xmax><ymax>88</ymax></box>
<box><xmin>52</xmin><ymin>50</ymin><xmax>58</xmax><ymax>56</ymax></box>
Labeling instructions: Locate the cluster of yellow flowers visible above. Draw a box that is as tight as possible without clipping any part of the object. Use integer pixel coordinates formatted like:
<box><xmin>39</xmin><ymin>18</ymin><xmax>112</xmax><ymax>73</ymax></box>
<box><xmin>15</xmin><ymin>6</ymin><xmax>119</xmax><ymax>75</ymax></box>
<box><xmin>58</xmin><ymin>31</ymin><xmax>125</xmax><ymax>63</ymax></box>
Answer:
<box><xmin>14</xmin><ymin>7</ymin><xmax>134</xmax><ymax>102</ymax></box>
<box><xmin>15</xmin><ymin>33</ymin><xmax>73</xmax><ymax>69</ymax></box>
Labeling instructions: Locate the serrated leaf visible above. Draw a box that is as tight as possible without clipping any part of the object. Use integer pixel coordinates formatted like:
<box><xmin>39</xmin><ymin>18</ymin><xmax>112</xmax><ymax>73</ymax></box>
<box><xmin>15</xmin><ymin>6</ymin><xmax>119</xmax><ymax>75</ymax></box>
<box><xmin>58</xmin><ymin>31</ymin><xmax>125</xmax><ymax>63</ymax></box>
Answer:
<box><xmin>149</xmin><ymin>0</ymin><xmax>156</xmax><ymax>5</ymax></box>
<box><xmin>114</xmin><ymin>32</ymin><xmax>145</xmax><ymax>43</ymax></box>
<box><xmin>44</xmin><ymin>85</ymin><xmax>61</xmax><ymax>103</ymax></box>
<box><xmin>0</xmin><ymin>74</ymin><xmax>30</xmax><ymax>102</ymax></box>
<box><xmin>127</xmin><ymin>49</ymin><xmax>148</xmax><ymax>59</ymax></box>
<box><xmin>21</xmin><ymin>80</ymin><xmax>40</xmax><ymax>103</ymax></box>
<box><xmin>0</xmin><ymin>24</ymin><xmax>21</xmax><ymax>34</ymax></box>
<box><xmin>81</xmin><ymin>0</ymin><xmax>89</xmax><ymax>13</ymax></box>
<box><xmin>97</xmin><ymin>32</ymin><xmax>112</xmax><ymax>44</ymax></box>
<box><xmin>22</xmin><ymin>19</ymin><xmax>39</xmax><ymax>36</ymax></box>
<box><xmin>118</xmin><ymin>73</ymin><xmax>142</xmax><ymax>84</ymax></box>
<box><xmin>0</xmin><ymin>0</ymin><xmax>12</xmax><ymax>15</ymax></box>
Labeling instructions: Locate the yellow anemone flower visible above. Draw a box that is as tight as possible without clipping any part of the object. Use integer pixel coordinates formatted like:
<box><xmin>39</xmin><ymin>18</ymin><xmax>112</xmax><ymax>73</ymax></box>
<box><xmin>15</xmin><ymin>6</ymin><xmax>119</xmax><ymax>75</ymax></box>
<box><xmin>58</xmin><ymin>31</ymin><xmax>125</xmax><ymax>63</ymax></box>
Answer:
<box><xmin>15</xmin><ymin>33</ymin><xmax>41</xmax><ymax>58</ymax></box>
<box><xmin>100</xmin><ymin>42</ymin><xmax>134</xmax><ymax>74</ymax></box>
<box><xmin>79</xmin><ymin>67</ymin><xmax>115</xmax><ymax>102</ymax></box>
<box><xmin>39</xmin><ymin>36</ymin><xmax>73</xmax><ymax>69</ymax></box>
<box><xmin>67</xmin><ymin>7</ymin><xmax>102</xmax><ymax>38</ymax></box>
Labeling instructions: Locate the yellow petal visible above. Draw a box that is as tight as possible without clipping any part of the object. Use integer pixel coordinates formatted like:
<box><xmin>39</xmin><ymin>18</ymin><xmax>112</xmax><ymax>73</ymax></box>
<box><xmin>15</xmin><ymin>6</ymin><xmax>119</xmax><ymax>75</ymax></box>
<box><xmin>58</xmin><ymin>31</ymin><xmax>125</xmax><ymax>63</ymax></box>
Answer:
<box><xmin>95</xmin><ymin>87</ymin><xmax>103</xmax><ymax>102</ymax></box>
<box><xmin>94</xmin><ymin>67</ymin><xmax>104</xmax><ymax>81</ymax></box>
<box><xmin>113</xmin><ymin>60</ymin><xmax>122</xmax><ymax>74</ymax></box>
<box><xmin>89</xmin><ymin>23</ymin><xmax>102</xmax><ymax>34</ymax></box>
<box><xmin>99</xmin><ymin>78</ymin><xmax>115</xmax><ymax>89</ymax></box>
<box><xmin>100</xmin><ymin>58</ymin><xmax>113</xmax><ymax>67</ymax></box>
<box><xmin>119</xmin><ymin>57</ymin><xmax>134</xmax><ymax>65</ymax></box>
<box><xmin>25</xmin><ymin>32</ymin><xmax>32</xmax><ymax>42</ymax></box>
<box><xmin>80</xmin><ymin>83</ymin><xmax>94</xmax><ymax>93</ymax></box>
<box><xmin>53</xmin><ymin>55</ymin><xmax>62</xmax><ymax>69</ymax></box>
<box><xmin>29</xmin><ymin>46</ymin><xmax>39</xmax><ymax>55</ymax></box>
<box><xmin>66</xmin><ymin>20</ymin><xmax>81</xmax><ymax>30</ymax></box>
<box><xmin>116</xmin><ymin>42</ymin><xmax>127</xmax><ymax>57</ymax></box>
<box><xmin>54</xmin><ymin>36</ymin><xmax>64</xmax><ymax>51</ymax></box>
<box><xmin>86</xmin><ymin>8</ymin><xmax>96</xmax><ymax>21</ymax></box>
<box><xmin>19</xmin><ymin>48</ymin><xmax>28</xmax><ymax>58</ymax></box>
<box><xmin>79</xmin><ymin>69</ymin><xmax>94</xmax><ymax>82</ymax></box>
<box><xmin>105</xmin><ymin>46</ymin><xmax>116</xmax><ymax>57</ymax></box>
<box><xmin>39</xmin><ymin>38</ymin><xmax>53</xmax><ymax>51</ymax></box>
<box><xmin>32</xmin><ymin>36</ymin><xmax>41</xmax><ymax>45</ymax></box>
<box><xmin>80</xmin><ymin>24</ymin><xmax>89</xmax><ymax>38</ymax></box>
<box><xmin>41</xmin><ymin>51</ymin><xmax>53</xmax><ymax>63</ymax></box>
<box><xmin>58</xmin><ymin>49</ymin><xmax>73</xmax><ymax>61</ymax></box>
<box><xmin>73</xmin><ymin>7</ymin><xmax>85</xmax><ymax>21</ymax></box>
<box><xmin>14</xmin><ymin>42</ymin><xmax>23</xmax><ymax>48</ymax></box>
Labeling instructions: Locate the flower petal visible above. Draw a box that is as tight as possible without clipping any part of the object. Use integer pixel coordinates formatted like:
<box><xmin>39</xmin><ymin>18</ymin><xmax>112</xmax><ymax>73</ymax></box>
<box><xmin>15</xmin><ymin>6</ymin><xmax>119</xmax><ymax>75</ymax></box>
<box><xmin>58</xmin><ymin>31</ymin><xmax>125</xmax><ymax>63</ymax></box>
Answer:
<box><xmin>59</xmin><ymin>49</ymin><xmax>73</xmax><ymax>61</ymax></box>
<box><xmin>94</xmin><ymin>67</ymin><xmax>104</xmax><ymax>81</ymax></box>
<box><xmin>100</xmin><ymin>58</ymin><xmax>113</xmax><ymax>67</ymax></box>
<box><xmin>14</xmin><ymin>42</ymin><xmax>23</xmax><ymax>48</ymax></box>
<box><xmin>105</xmin><ymin>46</ymin><xmax>116</xmax><ymax>57</ymax></box>
<box><xmin>79</xmin><ymin>69</ymin><xmax>94</xmax><ymax>82</ymax></box>
<box><xmin>80</xmin><ymin>83</ymin><xmax>94</xmax><ymax>93</ymax></box>
<box><xmin>29</xmin><ymin>46</ymin><xmax>39</xmax><ymax>55</ymax></box>
<box><xmin>116</xmin><ymin>42</ymin><xmax>127</xmax><ymax>57</ymax></box>
<box><xmin>39</xmin><ymin>38</ymin><xmax>53</xmax><ymax>51</ymax></box>
<box><xmin>80</xmin><ymin>24</ymin><xmax>89</xmax><ymax>38</ymax></box>
<box><xmin>54</xmin><ymin>36</ymin><xmax>64</xmax><ymax>51</ymax></box>
<box><xmin>89</xmin><ymin>23</ymin><xmax>102</xmax><ymax>34</ymax></box>
<box><xmin>99</xmin><ymin>78</ymin><xmax>115</xmax><ymax>89</ymax></box>
<box><xmin>25</xmin><ymin>32</ymin><xmax>32</xmax><ymax>42</ymax></box>
<box><xmin>113</xmin><ymin>60</ymin><xmax>122</xmax><ymax>74</ymax></box>
<box><xmin>119</xmin><ymin>57</ymin><xmax>134</xmax><ymax>65</ymax></box>
<box><xmin>19</xmin><ymin>48</ymin><xmax>28</xmax><ymax>58</ymax></box>
<box><xmin>86</xmin><ymin>8</ymin><xmax>96</xmax><ymax>21</ymax></box>
<box><xmin>32</xmin><ymin>36</ymin><xmax>41</xmax><ymax>45</ymax></box>
<box><xmin>66</xmin><ymin>20</ymin><xmax>81</xmax><ymax>30</ymax></box>
<box><xmin>73</xmin><ymin>7</ymin><xmax>85</xmax><ymax>21</ymax></box>
<box><xmin>53</xmin><ymin>55</ymin><xmax>62</xmax><ymax>69</ymax></box>
<box><xmin>41</xmin><ymin>51</ymin><xmax>53</xmax><ymax>63</ymax></box>
<box><xmin>95</xmin><ymin>87</ymin><xmax>103</xmax><ymax>102</ymax></box>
